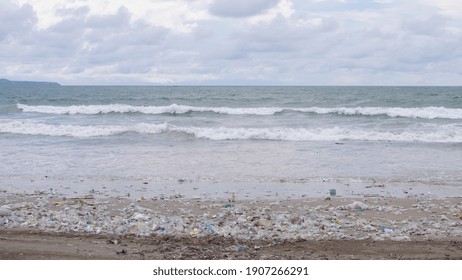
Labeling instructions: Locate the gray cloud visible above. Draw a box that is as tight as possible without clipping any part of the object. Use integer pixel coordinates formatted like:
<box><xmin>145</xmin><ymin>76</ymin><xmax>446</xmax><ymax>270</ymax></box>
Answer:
<box><xmin>209</xmin><ymin>0</ymin><xmax>280</xmax><ymax>18</ymax></box>
<box><xmin>402</xmin><ymin>14</ymin><xmax>448</xmax><ymax>37</ymax></box>
<box><xmin>0</xmin><ymin>1</ymin><xmax>36</xmax><ymax>41</ymax></box>
<box><xmin>1</xmin><ymin>0</ymin><xmax>462</xmax><ymax>85</ymax></box>
<box><xmin>86</xmin><ymin>6</ymin><xmax>131</xmax><ymax>29</ymax></box>
<box><xmin>192</xmin><ymin>1</ymin><xmax>462</xmax><ymax>85</ymax></box>
<box><xmin>0</xmin><ymin>2</ymin><xmax>172</xmax><ymax>83</ymax></box>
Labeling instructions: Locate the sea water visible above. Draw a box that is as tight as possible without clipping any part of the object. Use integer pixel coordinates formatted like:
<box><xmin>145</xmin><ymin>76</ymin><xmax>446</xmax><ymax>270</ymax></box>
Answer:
<box><xmin>1</xmin><ymin>86</ymin><xmax>461</xmax><ymax>197</ymax></box>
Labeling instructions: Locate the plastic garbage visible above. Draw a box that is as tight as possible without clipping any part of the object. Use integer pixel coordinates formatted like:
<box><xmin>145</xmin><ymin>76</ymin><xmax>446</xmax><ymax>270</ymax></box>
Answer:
<box><xmin>205</xmin><ymin>223</ymin><xmax>215</xmax><ymax>234</ymax></box>
<box><xmin>4</xmin><ymin>187</ymin><xmax>462</xmax><ymax>242</ymax></box>
<box><xmin>0</xmin><ymin>205</ymin><xmax>12</xmax><ymax>216</ymax></box>
<box><xmin>116</xmin><ymin>249</ymin><xmax>127</xmax><ymax>255</ymax></box>
<box><xmin>131</xmin><ymin>213</ymin><xmax>150</xmax><ymax>221</ymax></box>
<box><xmin>235</xmin><ymin>244</ymin><xmax>246</xmax><ymax>252</ymax></box>
<box><xmin>329</xmin><ymin>189</ymin><xmax>336</xmax><ymax>197</ymax></box>
<box><xmin>380</xmin><ymin>227</ymin><xmax>394</xmax><ymax>233</ymax></box>
<box><xmin>190</xmin><ymin>228</ymin><xmax>199</xmax><ymax>237</ymax></box>
<box><xmin>336</xmin><ymin>201</ymin><xmax>369</xmax><ymax>211</ymax></box>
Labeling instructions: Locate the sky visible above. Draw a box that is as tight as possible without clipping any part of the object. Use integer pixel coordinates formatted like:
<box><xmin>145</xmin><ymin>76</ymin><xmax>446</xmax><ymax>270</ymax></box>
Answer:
<box><xmin>1</xmin><ymin>0</ymin><xmax>462</xmax><ymax>85</ymax></box>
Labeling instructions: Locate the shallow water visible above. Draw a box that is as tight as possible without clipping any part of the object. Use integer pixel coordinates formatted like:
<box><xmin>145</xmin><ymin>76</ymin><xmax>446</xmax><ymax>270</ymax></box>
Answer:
<box><xmin>1</xmin><ymin>86</ymin><xmax>461</xmax><ymax>193</ymax></box>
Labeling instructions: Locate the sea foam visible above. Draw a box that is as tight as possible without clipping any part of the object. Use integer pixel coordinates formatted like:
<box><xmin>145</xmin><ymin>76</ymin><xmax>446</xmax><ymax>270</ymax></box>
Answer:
<box><xmin>1</xmin><ymin>121</ymin><xmax>461</xmax><ymax>142</ymax></box>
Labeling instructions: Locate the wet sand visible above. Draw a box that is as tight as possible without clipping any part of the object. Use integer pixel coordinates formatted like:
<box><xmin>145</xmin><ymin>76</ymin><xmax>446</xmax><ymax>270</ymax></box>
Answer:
<box><xmin>1</xmin><ymin>229</ymin><xmax>462</xmax><ymax>260</ymax></box>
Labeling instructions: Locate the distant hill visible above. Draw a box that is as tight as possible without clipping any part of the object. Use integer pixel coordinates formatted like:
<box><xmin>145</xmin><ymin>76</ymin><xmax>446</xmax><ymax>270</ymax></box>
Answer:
<box><xmin>0</xmin><ymin>79</ymin><xmax>61</xmax><ymax>87</ymax></box>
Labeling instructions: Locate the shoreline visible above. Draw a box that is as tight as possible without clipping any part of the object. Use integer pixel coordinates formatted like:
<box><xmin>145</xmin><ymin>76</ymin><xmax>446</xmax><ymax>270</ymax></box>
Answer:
<box><xmin>2</xmin><ymin>175</ymin><xmax>462</xmax><ymax>199</ymax></box>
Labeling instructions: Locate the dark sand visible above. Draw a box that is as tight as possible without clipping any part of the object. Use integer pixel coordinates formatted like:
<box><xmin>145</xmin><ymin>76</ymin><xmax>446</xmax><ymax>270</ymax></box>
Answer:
<box><xmin>1</xmin><ymin>229</ymin><xmax>461</xmax><ymax>260</ymax></box>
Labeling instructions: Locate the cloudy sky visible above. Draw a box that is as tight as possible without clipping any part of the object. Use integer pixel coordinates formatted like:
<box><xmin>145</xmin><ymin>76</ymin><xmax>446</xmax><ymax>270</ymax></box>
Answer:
<box><xmin>1</xmin><ymin>0</ymin><xmax>462</xmax><ymax>85</ymax></box>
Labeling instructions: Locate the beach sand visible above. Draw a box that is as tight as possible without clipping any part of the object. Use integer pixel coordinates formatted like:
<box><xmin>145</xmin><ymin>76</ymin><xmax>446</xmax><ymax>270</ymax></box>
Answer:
<box><xmin>1</xmin><ymin>229</ymin><xmax>462</xmax><ymax>260</ymax></box>
<box><xmin>1</xmin><ymin>182</ymin><xmax>462</xmax><ymax>260</ymax></box>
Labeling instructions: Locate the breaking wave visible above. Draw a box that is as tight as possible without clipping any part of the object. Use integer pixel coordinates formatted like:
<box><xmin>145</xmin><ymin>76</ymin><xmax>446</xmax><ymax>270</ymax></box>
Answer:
<box><xmin>17</xmin><ymin>103</ymin><xmax>282</xmax><ymax>116</ymax></box>
<box><xmin>1</xmin><ymin>121</ymin><xmax>461</xmax><ymax>142</ymax></box>
<box><xmin>17</xmin><ymin>103</ymin><xmax>462</xmax><ymax>119</ymax></box>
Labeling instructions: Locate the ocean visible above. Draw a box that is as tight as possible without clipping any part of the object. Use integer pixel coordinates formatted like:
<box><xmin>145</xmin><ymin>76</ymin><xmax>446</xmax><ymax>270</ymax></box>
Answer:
<box><xmin>1</xmin><ymin>86</ymin><xmax>461</xmax><ymax>198</ymax></box>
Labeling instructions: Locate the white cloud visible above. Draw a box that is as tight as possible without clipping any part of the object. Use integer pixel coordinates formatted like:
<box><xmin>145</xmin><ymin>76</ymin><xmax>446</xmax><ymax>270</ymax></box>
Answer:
<box><xmin>421</xmin><ymin>0</ymin><xmax>462</xmax><ymax>16</ymax></box>
<box><xmin>247</xmin><ymin>0</ymin><xmax>294</xmax><ymax>24</ymax></box>
<box><xmin>13</xmin><ymin>0</ymin><xmax>211</xmax><ymax>32</ymax></box>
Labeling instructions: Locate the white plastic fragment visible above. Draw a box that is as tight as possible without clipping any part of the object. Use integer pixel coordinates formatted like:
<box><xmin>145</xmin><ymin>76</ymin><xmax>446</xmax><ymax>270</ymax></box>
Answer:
<box><xmin>0</xmin><ymin>205</ymin><xmax>12</xmax><ymax>216</ymax></box>
<box><xmin>131</xmin><ymin>213</ymin><xmax>150</xmax><ymax>221</ymax></box>
<box><xmin>336</xmin><ymin>201</ymin><xmax>370</xmax><ymax>211</ymax></box>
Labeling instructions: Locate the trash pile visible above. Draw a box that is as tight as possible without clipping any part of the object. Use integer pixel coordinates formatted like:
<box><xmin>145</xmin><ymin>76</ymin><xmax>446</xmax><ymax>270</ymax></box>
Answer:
<box><xmin>1</xmin><ymin>190</ymin><xmax>462</xmax><ymax>241</ymax></box>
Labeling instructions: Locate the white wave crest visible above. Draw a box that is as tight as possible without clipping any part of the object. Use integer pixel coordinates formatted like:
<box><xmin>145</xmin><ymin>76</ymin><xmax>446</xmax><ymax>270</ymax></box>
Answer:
<box><xmin>297</xmin><ymin>106</ymin><xmax>462</xmax><ymax>119</ymax></box>
<box><xmin>0</xmin><ymin>121</ymin><xmax>169</xmax><ymax>138</ymax></box>
<box><xmin>179</xmin><ymin>126</ymin><xmax>462</xmax><ymax>142</ymax></box>
<box><xmin>1</xmin><ymin>121</ymin><xmax>461</xmax><ymax>142</ymax></box>
<box><xmin>17</xmin><ymin>103</ymin><xmax>462</xmax><ymax>119</ymax></box>
<box><xmin>16</xmin><ymin>103</ymin><xmax>283</xmax><ymax>116</ymax></box>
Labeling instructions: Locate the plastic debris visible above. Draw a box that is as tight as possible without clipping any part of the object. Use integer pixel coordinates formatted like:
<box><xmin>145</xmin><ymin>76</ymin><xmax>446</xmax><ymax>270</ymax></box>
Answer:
<box><xmin>380</xmin><ymin>227</ymin><xmax>394</xmax><ymax>233</ymax></box>
<box><xmin>205</xmin><ymin>223</ymin><xmax>215</xmax><ymax>234</ymax></box>
<box><xmin>336</xmin><ymin>201</ymin><xmax>370</xmax><ymax>211</ymax></box>
<box><xmin>190</xmin><ymin>228</ymin><xmax>199</xmax><ymax>237</ymax></box>
<box><xmin>131</xmin><ymin>213</ymin><xmax>150</xmax><ymax>221</ymax></box>
<box><xmin>107</xmin><ymin>239</ymin><xmax>120</xmax><ymax>245</ymax></box>
<box><xmin>235</xmin><ymin>244</ymin><xmax>246</xmax><ymax>252</ymax></box>
<box><xmin>116</xmin><ymin>249</ymin><xmax>127</xmax><ymax>255</ymax></box>
<box><xmin>0</xmin><ymin>205</ymin><xmax>12</xmax><ymax>216</ymax></box>
<box><xmin>329</xmin><ymin>189</ymin><xmax>336</xmax><ymax>197</ymax></box>
<box><xmin>2</xmin><ymin>188</ymin><xmax>462</xmax><ymax>242</ymax></box>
